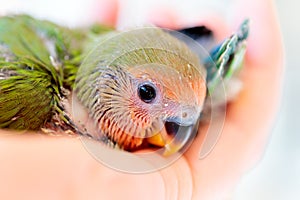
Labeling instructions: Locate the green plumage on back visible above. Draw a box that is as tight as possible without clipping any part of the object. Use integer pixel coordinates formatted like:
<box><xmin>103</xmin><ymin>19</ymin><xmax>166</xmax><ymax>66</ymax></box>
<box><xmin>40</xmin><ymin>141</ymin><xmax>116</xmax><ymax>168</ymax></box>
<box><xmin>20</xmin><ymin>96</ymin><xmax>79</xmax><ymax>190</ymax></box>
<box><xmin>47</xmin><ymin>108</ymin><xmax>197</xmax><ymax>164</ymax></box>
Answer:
<box><xmin>0</xmin><ymin>58</ymin><xmax>53</xmax><ymax>129</ymax></box>
<box><xmin>0</xmin><ymin>15</ymin><xmax>112</xmax><ymax>130</ymax></box>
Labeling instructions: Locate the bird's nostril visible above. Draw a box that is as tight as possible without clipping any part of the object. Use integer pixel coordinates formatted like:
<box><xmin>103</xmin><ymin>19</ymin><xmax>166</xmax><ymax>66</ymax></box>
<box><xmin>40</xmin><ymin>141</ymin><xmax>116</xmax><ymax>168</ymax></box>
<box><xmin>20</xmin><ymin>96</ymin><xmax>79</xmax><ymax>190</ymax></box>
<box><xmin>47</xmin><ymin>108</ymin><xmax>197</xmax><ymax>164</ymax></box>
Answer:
<box><xmin>165</xmin><ymin>121</ymin><xmax>180</xmax><ymax>136</ymax></box>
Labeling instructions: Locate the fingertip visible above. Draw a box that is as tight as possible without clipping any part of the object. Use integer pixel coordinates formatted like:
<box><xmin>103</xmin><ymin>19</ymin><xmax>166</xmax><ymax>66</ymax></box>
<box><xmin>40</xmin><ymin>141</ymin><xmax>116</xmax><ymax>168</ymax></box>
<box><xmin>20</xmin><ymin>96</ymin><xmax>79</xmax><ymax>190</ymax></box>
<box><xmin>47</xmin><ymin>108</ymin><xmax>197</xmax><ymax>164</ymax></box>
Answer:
<box><xmin>91</xmin><ymin>0</ymin><xmax>119</xmax><ymax>26</ymax></box>
<box><xmin>191</xmin><ymin>13</ymin><xmax>231</xmax><ymax>42</ymax></box>
<box><xmin>146</xmin><ymin>8</ymin><xmax>180</xmax><ymax>29</ymax></box>
<box><xmin>231</xmin><ymin>0</ymin><xmax>284</xmax><ymax>66</ymax></box>
<box><xmin>147</xmin><ymin>8</ymin><xmax>230</xmax><ymax>41</ymax></box>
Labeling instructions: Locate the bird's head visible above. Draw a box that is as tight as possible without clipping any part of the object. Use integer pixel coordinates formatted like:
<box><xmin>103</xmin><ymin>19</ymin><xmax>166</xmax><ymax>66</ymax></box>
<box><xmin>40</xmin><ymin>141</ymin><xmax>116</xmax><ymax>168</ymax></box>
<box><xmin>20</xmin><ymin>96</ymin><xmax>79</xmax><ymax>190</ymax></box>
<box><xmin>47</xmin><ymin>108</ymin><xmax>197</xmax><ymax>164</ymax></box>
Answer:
<box><xmin>75</xmin><ymin>28</ymin><xmax>207</xmax><ymax>155</ymax></box>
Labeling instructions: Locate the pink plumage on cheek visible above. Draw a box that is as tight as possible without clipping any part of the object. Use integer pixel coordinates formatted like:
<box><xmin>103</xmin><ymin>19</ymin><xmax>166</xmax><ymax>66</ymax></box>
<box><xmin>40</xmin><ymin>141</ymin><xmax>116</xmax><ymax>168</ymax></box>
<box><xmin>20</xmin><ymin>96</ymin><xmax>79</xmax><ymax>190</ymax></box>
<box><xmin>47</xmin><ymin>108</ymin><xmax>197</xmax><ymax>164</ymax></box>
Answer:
<box><xmin>130</xmin><ymin>108</ymin><xmax>150</xmax><ymax>129</ymax></box>
<box><xmin>128</xmin><ymin>95</ymin><xmax>153</xmax><ymax>129</ymax></box>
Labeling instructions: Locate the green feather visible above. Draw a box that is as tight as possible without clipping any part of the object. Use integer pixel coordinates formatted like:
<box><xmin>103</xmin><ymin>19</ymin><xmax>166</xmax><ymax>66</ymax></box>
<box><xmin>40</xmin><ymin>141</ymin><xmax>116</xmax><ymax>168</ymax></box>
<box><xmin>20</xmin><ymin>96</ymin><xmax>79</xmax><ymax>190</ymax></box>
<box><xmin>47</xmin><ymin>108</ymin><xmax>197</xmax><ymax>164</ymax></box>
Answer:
<box><xmin>206</xmin><ymin>19</ymin><xmax>249</xmax><ymax>94</ymax></box>
<box><xmin>0</xmin><ymin>15</ymin><xmax>112</xmax><ymax>130</ymax></box>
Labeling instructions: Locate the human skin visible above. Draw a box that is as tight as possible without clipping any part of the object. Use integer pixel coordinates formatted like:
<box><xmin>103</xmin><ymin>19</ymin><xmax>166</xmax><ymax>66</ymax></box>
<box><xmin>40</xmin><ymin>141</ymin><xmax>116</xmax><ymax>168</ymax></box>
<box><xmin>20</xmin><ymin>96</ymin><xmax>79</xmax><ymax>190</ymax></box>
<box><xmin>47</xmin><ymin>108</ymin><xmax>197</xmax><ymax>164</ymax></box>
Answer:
<box><xmin>0</xmin><ymin>0</ymin><xmax>283</xmax><ymax>199</ymax></box>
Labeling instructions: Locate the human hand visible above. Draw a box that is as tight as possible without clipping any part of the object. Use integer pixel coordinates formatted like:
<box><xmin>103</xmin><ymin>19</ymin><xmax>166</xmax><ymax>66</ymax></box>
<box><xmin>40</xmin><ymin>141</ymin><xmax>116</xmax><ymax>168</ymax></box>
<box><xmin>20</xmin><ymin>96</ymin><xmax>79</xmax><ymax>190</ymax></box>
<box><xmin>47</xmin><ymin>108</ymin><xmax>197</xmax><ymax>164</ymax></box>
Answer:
<box><xmin>0</xmin><ymin>0</ymin><xmax>283</xmax><ymax>199</ymax></box>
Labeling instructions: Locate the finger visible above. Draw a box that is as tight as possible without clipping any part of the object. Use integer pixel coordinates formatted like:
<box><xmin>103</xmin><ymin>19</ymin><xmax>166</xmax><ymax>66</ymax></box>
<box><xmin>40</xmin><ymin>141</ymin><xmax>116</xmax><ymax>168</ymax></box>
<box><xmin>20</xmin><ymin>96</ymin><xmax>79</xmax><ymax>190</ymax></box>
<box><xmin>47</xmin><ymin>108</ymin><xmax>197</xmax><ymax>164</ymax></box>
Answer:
<box><xmin>0</xmin><ymin>132</ymin><xmax>165</xmax><ymax>200</ymax></box>
<box><xmin>147</xmin><ymin>6</ymin><xmax>230</xmax><ymax>37</ymax></box>
<box><xmin>147</xmin><ymin>8</ymin><xmax>180</xmax><ymax>29</ymax></box>
<box><xmin>227</xmin><ymin>0</ymin><xmax>284</xmax><ymax>134</ymax></box>
<box><xmin>184</xmin><ymin>0</ymin><xmax>284</xmax><ymax>198</ymax></box>
<box><xmin>91</xmin><ymin>0</ymin><xmax>119</xmax><ymax>26</ymax></box>
<box><xmin>187</xmin><ymin>0</ymin><xmax>284</xmax><ymax>164</ymax></box>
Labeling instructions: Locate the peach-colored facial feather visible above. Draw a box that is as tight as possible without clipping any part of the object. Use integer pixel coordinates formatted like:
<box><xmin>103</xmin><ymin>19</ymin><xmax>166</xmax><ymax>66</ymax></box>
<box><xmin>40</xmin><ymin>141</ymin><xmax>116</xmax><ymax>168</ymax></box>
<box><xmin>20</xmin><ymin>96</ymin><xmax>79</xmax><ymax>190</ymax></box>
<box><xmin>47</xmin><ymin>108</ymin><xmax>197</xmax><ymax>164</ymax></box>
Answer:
<box><xmin>75</xmin><ymin>28</ymin><xmax>207</xmax><ymax>151</ymax></box>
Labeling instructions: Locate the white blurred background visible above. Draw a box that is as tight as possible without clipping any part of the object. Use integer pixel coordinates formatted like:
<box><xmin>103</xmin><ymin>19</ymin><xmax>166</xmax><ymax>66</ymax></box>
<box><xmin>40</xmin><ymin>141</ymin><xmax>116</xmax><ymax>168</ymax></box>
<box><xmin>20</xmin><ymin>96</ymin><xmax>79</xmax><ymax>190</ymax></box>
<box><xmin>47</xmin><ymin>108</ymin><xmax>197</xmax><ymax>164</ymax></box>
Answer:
<box><xmin>0</xmin><ymin>0</ymin><xmax>298</xmax><ymax>199</ymax></box>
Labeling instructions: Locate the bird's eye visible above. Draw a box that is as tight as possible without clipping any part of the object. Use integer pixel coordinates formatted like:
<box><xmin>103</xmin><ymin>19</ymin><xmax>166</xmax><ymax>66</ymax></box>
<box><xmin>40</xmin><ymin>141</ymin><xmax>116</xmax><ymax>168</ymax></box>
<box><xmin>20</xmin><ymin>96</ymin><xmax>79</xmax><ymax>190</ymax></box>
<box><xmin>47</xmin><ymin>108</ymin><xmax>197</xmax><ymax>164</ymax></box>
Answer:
<box><xmin>138</xmin><ymin>83</ymin><xmax>157</xmax><ymax>103</ymax></box>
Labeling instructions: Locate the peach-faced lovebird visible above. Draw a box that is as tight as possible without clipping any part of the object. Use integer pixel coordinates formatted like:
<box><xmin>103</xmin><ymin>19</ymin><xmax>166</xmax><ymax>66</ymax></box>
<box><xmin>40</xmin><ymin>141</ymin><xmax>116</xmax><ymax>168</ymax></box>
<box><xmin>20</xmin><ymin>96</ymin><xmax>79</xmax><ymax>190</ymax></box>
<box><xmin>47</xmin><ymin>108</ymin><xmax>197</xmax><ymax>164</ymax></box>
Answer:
<box><xmin>0</xmin><ymin>15</ymin><xmax>248</xmax><ymax>155</ymax></box>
